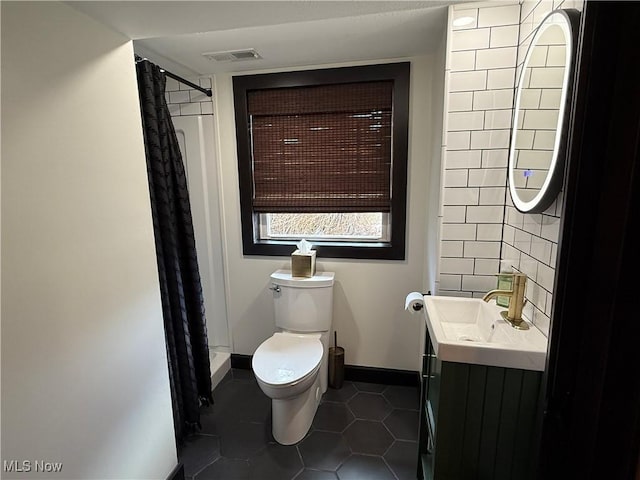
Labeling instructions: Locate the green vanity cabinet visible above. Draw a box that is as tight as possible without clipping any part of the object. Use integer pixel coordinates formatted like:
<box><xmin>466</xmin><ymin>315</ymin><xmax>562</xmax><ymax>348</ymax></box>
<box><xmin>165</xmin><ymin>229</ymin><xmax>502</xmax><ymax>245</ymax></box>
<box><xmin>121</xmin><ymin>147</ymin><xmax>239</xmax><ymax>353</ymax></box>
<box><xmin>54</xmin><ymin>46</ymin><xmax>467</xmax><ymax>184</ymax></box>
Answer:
<box><xmin>417</xmin><ymin>332</ymin><xmax>543</xmax><ymax>480</ymax></box>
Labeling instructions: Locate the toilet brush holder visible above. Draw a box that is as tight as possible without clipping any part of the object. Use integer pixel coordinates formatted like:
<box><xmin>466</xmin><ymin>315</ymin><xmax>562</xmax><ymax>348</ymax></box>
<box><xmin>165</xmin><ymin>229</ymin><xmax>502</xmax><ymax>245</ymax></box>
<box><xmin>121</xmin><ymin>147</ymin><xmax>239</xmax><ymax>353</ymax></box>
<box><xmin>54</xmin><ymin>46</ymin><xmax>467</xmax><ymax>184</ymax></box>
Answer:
<box><xmin>328</xmin><ymin>332</ymin><xmax>344</xmax><ymax>389</ymax></box>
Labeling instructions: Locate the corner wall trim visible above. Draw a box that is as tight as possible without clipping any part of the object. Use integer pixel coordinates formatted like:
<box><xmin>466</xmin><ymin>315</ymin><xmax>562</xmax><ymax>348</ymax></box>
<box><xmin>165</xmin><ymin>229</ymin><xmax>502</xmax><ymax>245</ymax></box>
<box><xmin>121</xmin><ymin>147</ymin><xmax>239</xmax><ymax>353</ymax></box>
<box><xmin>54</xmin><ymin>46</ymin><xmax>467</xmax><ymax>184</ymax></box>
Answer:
<box><xmin>230</xmin><ymin>353</ymin><xmax>419</xmax><ymax>387</ymax></box>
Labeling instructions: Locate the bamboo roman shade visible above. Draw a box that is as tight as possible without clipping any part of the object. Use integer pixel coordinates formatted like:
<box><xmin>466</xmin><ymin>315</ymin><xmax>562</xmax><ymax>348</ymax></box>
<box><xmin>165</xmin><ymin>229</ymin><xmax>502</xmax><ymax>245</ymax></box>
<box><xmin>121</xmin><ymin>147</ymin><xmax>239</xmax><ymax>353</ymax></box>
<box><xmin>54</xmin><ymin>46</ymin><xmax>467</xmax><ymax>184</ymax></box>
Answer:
<box><xmin>247</xmin><ymin>81</ymin><xmax>394</xmax><ymax>213</ymax></box>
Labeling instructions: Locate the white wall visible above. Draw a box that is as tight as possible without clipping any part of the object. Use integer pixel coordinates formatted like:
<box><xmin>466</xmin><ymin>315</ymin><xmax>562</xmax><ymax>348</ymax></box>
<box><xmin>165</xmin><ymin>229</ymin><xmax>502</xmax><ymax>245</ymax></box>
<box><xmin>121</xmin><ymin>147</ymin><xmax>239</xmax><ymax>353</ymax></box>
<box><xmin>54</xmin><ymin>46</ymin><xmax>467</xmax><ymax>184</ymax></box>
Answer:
<box><xmin>213</xmin><ymin>57</ymin><xmax>436</xmax><ymax>371</ymax></box>
<box><xmin>1</xmin><ymin>3</ymin><xmax>177</xmax><ymax>479</ymax></box>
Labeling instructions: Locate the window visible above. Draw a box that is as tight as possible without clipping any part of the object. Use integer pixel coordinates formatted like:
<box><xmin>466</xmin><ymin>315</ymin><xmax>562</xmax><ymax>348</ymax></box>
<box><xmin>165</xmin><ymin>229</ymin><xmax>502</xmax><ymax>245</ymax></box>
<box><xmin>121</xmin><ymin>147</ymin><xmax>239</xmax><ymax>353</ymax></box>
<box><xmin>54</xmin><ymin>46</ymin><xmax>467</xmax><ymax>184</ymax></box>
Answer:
<box><xmin>233</xmin><ymin>62</ymin><xmax>410</xmax><ymax>260</ymax></box>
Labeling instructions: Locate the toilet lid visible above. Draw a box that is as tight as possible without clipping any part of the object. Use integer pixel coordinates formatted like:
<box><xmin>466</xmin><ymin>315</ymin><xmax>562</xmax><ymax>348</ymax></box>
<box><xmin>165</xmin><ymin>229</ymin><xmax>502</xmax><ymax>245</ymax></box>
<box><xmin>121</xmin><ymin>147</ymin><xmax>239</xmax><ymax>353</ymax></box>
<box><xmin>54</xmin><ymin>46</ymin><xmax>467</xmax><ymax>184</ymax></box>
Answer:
<box><xmin>252</xmin><ymin>333</ymin><xmax>323</xmax><ymax>386</ymax></box>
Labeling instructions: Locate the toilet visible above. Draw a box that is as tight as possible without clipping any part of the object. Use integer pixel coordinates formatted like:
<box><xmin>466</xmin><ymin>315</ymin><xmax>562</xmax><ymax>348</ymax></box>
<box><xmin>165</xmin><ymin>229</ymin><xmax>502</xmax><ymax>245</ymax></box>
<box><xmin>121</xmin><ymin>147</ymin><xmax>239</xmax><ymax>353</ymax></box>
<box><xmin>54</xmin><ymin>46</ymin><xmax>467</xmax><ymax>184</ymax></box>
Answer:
<box><xmin>252</xmin><ymin>269</ymin><xmax>335</xmax><ymax>445</ymax></box>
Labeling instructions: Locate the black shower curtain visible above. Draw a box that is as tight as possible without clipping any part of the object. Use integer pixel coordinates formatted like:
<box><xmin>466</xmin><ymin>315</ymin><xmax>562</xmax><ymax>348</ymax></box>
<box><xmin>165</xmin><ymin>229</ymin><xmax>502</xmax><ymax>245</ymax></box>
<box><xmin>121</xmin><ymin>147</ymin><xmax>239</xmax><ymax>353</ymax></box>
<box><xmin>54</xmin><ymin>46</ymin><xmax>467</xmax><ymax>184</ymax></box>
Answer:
<box><xmin>135</xmin><ymin>59</ymin><xmax>213</xmax><ymax>442</ymax></box>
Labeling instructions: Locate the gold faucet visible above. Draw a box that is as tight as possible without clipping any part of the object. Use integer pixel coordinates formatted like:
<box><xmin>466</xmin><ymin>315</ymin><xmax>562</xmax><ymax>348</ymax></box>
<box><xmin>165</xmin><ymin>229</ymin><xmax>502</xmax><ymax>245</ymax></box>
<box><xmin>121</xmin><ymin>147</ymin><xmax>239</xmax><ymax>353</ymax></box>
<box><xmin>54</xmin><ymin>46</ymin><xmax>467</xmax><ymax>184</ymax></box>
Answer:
<box><xmin>482</xmin><ymin>273</ymin><xmax>529</xmax><ymax>330</ymax></box>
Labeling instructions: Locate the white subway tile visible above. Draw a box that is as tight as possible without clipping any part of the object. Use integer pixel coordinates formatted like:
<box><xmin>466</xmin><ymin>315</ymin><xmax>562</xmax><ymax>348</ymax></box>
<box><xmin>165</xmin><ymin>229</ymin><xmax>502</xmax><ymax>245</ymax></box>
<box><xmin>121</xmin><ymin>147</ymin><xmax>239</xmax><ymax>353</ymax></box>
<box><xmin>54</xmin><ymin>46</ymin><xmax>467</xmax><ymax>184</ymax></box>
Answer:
<box><xmin>527</xmin><ymin>281</ymin><xmax>547</xmax><ymax>313</ymax></box>
<box><xmin>533</xmin><ymin>310</ymin><xmax>550</xmax><ymax>337</ymax></box>
<box><xmin>201</xmin><ymin>102</ymin><xmax>214</xmax><ymax>114</ymax></box>
<box><xmin>452</xmin><ymin>8</ymin><xmax>478</xmax><ymax>31</ymax></box>
<box><xmin>550</xmin><ymin>242</ymin><xmax>558</xmax><ymax>267</ymax></box>
<box><xmin>519</xmin><ymin>88</ymin><xmax>541</xmax><ymax>109</ymax></box>
<box><xmin>539</xmin><ymin>88</ymin><xmax>562</xmax><ymax>109</ymax></box>
<box><xmin>529</xmin><ymin>67</ymin><xmax>566</xmax><ymax>88</ymax></box>
<box><xmin>506</xmin><ymin>205</ymin><xmax>524</xmax><ymax>229</ymax></box>
<box><xmin>523</xmin><ymin>213</ymin><xmax>543</xmax><ymax>236</ymax></box>
<box><xmin>179</xmin><ymin>77</ymin><xmax>199</xmax><ymax>90</ymax></box>
<box><xmin>470</xmin><ymin>129</ymin><xmax>511</xmax><ymax>149</ymax></box>
<box><xmin>476</xmin><ymin>47</ymin><xmax>517</xmax><ymax>70</ymax></box>
<box><xmin>474</xmin><ymin>258</ymin><xmax>501</xmax><ymax>275</ymax></box>
<box><xmin>446</xmin><ymin>150</ymin><xmax>482</xmax><ymax>169</ymax></box>
<box><xmin>541</xmin><ymin>216</ymin><xmax>560</xmax><ymax>242</ymax></box>
<box><xmin>521</xmin><ymin>0</ymin><xmax>539</xmax><ymax>23</ymax></box>
<box><xmin>440</xmin><ymin>257</ymin><xmax>475</xmax><ymax>275</ymax></box>
<box><xmin>168</xmin><ymin>103</ymin><xmax>181</xmax><ymax>116</ymax></box>
<box><xmin>189</xmin><ymin>90</ymin><xmax>209</xmax><ymax>103</ymax></box>
<box><xmin>478</xmin><ymin>4</ymin><xmax>520</xmax><ymax>27</ymax></box>
<box><xmin>479</xmin><ymin>187</ymin><xmax>507</xmax><ymax>205</ymax></box>
<box><xmin>503</xmin><ymin>224</ymin><xmax>516</xmax><ymax>245</ymax></box>
<box><xmin>514</xmin><ymin>228</ymin><xmax>532</xmax><ymax>254</ymax></box>
<box><xmin>448</xmin><ymin>92</ymin><xmax>474</xmax><ymax>112</ymax></box>
<box><xmin>519</xmin><ymin>252</ymin><xmax>539</xmax><ymax>281</ymax></box>
<box><xmin>441</xmin><ymin>240</ymin><xmax>464</xmax><ymax>257</ymax></box>
<box><xmin>440</xmin><ymin>274</ymin><xmax>462</xmax><ymax>290</ymax></box>
<box><xmin>450</xmin><ymin>50</ymin><xmax>476</xmax><ymax>71</ymax></box>
<box><xmin>477</xmin><ymin>223</ymin><xmax>503</xmax><ymax>241</ymax></box>
<box><xmin>528</xmin><ymin>45</ymin><xmax>549</xmax><ymax>67</ymax></box>
<box><xmin>523</xmin><ymin>109</ymin><xmax>560</xmax><ymax>130</ymax></box>
<box><xmin>484</xmin><ymin>109</ymin><xmax>513</xmax><ymax>129</ymax></box>
<box><xmin>530</xmin><ymin>236</ymin><xmax>552</xmax><ymax>264</ymax></box>
<box><xmin>515</xmin><ymin>130</ymin><xmax>534</xmax><ymax>149</ymax></box>
<box><xmin>447</xmin><ymin>111</ymin><xmax>485</xmax><ymax>131</ymax></box>
<box><xmin>490</xmin><ymin>25</ymin><xmax>520</xmax><ymax>48</ymax></box>
<box><xmin>442</xmin><ymin>206</ymin><xmax>467</xmax><ymax>223</ymax></box>
<box><xmin>443</xmin><ymin>186</ymin><xmax>480</xmax><ymax>206</ymax></box>
<box><xmin>180</xmin><ymin>103</ymin><xmax>201</xmax><ymax>115</ymax></box>
<box><xmin>502</xmin><ymin>243</ymin><xmax>521</xmax><ymax>265</ymax></box>
<box><xmin>442</xmin><ymin>223</ymin><xmax>477</xmax><ymax>241</ymax></box>
<box><xmin>444</xmin><ymin>169</ymin><xmax>469</xmax><ymax>187</ymax></box>
<box><xmin>464</xmin><ymin>241</ymin><xmax>501</xmax><ymax>259</ymax></box>
<box><xmin>169</xmin><ymin>90</ymin><xmax>190</xmax><ymax>103</ymax></box>
<box><xmin>462</xmin><ymin>274</ymin><xmax>496</xmax><ymax>291</ymax></box>
<box><xmin>537</xmin><ymin>263</ymin><xmax>555</xmax><ymax>292</ymax></box>
<box><xmin>482</xmin><ymin>149</ymin><xmax>509</xmax><ymax>168</ymax></box>
<box><xmin>440</xmin><ymin>289</ymin><xmax>474</xmax><ymax>298</ymax></box>
<box><xmin>545</xmin><ymin>291</ymin><xmax>554</xmax><ymax>316</ymax></box>
<box><xmin>466</xmin><ymin>205</ymin><xmax>505</xmax><ymax>223</ymax></box>
<box><xmin>450</xmin><ymin>70</ymin><xmax>487</xmax><ymax>92</ymax></box>
<box><xmin>487</xmin><ymin>68</ymin><xmax>516</xmax><ymax>89</ymax></box>
<box><xmin>447</xmin><ymin>131</ymin><xmax>471</xmax><ymax>150</ymax></box>
<box><xmin>451</xmin><ymin>28</ymin><xmax>490</xmax><ymax>51</ymax></box>
<box><xmin>165</xmin><ymin>77</ymin><xmax>180</xmax><ymax>91</ymax></box>
<box><xmin>473</xmin><ymin>89</ymin><xmax>514</xmax><ymax>110</ymax></box>
<box><xmin>533</xmin><ymin>2</ymin><xmax>554</xmax><ymax>25</ymax></box>
<box><xmin>469</xmin><ymin>168</ymin><xmax>507</xmax><ymax>187</ymax></box>
<box><xmin>532</xmin><ymin>130</ymin><xmax>556</xmax><ymax>150</ymax></box>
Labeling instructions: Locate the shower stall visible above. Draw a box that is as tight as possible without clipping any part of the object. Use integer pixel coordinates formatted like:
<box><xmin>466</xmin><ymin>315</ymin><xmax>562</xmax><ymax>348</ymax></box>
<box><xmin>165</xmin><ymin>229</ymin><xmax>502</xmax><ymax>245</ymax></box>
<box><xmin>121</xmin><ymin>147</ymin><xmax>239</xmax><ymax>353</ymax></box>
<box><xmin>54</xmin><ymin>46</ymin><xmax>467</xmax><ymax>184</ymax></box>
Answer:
<box><xmin>173</xmin><ymin>114</ymin><xmax>231</xmax><ymax>388</ymax></box>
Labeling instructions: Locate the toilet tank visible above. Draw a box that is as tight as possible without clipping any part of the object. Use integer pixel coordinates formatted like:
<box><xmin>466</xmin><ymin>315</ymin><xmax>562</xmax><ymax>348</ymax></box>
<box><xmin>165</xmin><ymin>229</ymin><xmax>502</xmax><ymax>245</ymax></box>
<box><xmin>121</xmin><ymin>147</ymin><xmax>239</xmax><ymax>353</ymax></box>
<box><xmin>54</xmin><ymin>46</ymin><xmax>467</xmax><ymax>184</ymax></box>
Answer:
<box><xmin>270</xmin><ymin>270</ymin><xmax>334</xmax><ymax>333</ymax></box>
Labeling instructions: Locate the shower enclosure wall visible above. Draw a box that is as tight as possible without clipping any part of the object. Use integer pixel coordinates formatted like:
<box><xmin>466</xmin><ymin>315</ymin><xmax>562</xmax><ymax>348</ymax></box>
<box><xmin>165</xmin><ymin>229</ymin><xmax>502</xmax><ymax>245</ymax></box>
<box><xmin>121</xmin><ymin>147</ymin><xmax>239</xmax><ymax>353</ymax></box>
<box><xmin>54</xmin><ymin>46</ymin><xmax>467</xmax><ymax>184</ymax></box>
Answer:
<box><xmin>174</xmin><ymin>114</ymin><xmax>231</xmax><ymax>388</ymax></box>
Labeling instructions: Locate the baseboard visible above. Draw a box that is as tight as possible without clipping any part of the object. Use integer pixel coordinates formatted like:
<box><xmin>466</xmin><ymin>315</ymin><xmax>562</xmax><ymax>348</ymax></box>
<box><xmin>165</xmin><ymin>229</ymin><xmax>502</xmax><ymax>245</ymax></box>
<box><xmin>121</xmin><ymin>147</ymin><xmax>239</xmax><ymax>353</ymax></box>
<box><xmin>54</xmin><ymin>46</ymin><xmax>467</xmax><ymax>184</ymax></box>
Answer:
<box><xmin>230</xmin><ymin>353</ymin><xmax>252</xmax><ymax>370</ymax></box>
<box><xmin>166</xmin><ymin>463</ymin><xmax>184</xmax><ymax>480</ymax></box>
<box><xmin>344</xmin><ymin>365</ymin><xmax>419</xmax><ymax>387</ymax></box>
<box><xmin>230</xmin><ymin>353</ymin><xmax>419</xmax><ymax>387</ymax></box>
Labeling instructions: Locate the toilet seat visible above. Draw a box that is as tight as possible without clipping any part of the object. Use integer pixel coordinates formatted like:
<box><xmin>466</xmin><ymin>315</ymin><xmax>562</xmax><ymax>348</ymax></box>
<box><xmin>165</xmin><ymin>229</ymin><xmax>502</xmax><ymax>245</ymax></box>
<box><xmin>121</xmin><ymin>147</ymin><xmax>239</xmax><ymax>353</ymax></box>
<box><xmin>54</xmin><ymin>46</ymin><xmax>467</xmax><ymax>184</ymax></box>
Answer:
<box><xmin>253</xmin><ymin>332</ymin><xmax>323</xmax><ymax>387</ymax></box>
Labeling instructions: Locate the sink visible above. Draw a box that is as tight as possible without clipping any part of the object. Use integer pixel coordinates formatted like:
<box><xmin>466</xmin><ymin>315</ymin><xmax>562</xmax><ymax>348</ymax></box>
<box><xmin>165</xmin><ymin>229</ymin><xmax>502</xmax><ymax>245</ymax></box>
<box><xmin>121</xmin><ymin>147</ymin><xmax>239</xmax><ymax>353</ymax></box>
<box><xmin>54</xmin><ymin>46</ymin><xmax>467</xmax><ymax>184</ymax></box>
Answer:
<box><xmin>424</xmin><ymin>296</ymin><xmax>548</xmax><ymax>371</ymax></box>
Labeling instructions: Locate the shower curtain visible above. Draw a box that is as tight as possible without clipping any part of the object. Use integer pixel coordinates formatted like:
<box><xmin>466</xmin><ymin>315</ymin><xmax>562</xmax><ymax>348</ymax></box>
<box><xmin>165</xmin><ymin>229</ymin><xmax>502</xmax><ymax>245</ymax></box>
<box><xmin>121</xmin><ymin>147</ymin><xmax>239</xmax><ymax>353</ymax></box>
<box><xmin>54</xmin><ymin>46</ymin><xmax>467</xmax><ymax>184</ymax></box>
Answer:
<box><xmin>135</xmin><ymin>58</ymin><xmax>213</xmax><ymax>442</ymax></box>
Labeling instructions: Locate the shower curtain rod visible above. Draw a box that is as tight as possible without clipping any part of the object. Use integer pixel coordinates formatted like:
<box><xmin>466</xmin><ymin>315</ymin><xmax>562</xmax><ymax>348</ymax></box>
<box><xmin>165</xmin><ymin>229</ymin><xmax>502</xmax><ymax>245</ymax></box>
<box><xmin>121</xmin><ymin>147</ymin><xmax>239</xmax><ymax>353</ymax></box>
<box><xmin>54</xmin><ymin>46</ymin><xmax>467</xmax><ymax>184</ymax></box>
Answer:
<box><xmin>135</xmin><ymin>55</ymin><xmax>212</xmax><ymax>97</ymax></box>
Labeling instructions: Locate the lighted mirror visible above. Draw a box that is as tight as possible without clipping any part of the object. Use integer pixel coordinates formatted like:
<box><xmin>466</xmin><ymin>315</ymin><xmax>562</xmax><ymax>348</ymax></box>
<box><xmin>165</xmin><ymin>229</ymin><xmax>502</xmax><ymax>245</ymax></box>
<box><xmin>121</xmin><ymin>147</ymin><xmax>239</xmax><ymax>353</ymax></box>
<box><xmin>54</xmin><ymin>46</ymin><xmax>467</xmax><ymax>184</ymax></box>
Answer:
<box><xmin>508</xmin><ymin>9</ymin><xmax>580</xmax><ymax>213</ymax></box>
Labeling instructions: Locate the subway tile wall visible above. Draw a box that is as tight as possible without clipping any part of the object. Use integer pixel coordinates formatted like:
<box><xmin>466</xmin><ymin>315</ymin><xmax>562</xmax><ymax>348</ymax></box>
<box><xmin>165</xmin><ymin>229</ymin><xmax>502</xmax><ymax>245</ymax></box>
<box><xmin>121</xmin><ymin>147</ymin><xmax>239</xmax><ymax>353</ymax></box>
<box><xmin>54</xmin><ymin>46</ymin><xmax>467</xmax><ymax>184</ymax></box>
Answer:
<box><xmin>165</xmin><ymin>76</ymin><xmax>214</xmax><ymax>117</ymax></box>
<box><xmin>438</xmin><ymin>0</ymin><xmax>583</xmax><ymax>337</ymax></box>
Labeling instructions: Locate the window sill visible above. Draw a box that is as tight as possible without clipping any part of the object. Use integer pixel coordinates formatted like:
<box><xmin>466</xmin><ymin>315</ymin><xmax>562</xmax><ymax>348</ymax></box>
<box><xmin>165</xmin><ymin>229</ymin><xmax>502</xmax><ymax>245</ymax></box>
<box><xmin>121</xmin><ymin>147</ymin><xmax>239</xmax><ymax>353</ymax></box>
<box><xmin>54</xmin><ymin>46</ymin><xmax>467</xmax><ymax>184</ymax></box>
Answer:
<box><xmin>243</xmin><ymin>239</ymin><xmax>405</xmax><ymax>260</ymax></box>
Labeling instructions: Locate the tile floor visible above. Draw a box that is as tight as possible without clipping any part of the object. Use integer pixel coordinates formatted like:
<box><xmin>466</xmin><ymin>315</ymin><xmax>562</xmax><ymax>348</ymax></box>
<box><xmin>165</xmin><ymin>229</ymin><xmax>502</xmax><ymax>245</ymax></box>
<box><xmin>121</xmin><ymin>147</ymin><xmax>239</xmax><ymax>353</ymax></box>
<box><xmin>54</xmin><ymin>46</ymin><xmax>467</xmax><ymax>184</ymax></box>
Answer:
<box><xmin>178</xmin><ymin>368</ymin><xmax>420</xmax><ymax>480</ymax></box>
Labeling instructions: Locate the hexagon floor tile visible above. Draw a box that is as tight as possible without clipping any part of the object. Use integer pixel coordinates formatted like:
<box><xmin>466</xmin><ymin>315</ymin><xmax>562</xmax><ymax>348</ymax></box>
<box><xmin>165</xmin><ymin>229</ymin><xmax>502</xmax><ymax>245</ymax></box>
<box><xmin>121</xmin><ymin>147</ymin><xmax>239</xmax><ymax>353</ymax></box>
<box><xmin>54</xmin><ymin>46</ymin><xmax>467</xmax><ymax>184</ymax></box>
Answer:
<box><xmin>179</xmin><ymin>368</ymin><xmax>419</xmax><ymax>480</ymax></box>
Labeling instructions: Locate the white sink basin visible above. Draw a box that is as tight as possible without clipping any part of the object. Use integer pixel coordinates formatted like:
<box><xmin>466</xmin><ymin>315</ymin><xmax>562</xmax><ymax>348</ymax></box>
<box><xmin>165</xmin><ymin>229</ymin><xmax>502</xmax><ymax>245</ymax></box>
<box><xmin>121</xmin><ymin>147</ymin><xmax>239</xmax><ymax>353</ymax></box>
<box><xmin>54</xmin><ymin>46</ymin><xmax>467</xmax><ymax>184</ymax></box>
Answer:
<box><xmin>424</xmin><ymin>296</ymin><xmax>548</xmax><ymax>371</ymax></box>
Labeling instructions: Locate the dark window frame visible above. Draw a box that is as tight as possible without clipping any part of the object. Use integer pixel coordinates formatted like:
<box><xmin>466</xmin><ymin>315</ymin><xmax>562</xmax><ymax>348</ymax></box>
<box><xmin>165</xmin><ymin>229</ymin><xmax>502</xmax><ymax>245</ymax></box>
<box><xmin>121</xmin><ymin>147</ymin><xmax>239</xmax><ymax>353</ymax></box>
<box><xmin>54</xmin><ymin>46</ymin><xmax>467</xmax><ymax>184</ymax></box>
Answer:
<box><xmin>233</xmin><ymin>62</ymin><xmax>410</xmax><ymax>260</ymax></box>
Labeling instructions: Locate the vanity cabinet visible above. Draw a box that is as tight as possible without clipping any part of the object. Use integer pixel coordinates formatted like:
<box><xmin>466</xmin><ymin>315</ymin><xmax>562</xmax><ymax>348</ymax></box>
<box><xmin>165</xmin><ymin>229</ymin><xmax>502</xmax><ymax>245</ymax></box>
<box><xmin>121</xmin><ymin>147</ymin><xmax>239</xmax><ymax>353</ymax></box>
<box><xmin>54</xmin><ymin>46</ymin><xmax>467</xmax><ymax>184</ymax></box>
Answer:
<box><xmin>417</xmin><ymin>332</ymin><xmax>543</xmax><ymax>480</ymax></box>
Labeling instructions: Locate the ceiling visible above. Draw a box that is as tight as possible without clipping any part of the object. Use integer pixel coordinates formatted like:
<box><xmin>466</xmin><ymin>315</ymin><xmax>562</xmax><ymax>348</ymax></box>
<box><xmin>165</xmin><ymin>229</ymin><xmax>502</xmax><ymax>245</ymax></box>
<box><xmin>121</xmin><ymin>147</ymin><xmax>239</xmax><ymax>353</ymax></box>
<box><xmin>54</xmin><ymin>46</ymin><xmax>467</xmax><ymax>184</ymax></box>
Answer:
<box><xmin>69</xmin><ymin>1</ymin><xmax>463</xmax><ymax>76</ymax></box>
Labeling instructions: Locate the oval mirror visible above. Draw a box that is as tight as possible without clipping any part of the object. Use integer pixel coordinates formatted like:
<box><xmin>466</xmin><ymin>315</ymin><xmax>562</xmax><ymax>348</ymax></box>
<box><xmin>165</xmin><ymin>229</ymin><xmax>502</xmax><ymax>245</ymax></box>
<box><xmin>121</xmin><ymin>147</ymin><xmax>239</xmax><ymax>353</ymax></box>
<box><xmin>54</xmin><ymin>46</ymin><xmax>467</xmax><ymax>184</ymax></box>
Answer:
<box><xmin>508</xmin><ymin>9</ymin><xmax>580</xmax><ymax>213</ymax></box>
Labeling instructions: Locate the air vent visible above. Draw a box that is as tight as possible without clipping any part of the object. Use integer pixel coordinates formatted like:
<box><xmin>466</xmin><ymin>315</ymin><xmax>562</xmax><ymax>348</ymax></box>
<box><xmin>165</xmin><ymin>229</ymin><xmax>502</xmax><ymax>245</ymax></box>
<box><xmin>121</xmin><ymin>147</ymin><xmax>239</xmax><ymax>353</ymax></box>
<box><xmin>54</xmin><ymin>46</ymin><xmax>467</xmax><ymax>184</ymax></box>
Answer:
<box><xmin>202</xmin><ymin>49</ymin><xmax>261</xmax><ymax>63</ymax></box>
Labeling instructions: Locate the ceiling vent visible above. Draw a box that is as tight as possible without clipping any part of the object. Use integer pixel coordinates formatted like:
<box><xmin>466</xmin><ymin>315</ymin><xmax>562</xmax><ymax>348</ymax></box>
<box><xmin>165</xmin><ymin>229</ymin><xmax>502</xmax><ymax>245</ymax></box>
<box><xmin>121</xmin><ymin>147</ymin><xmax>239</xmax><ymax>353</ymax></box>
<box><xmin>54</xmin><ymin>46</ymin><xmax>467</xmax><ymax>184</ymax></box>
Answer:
<box><xmin>202</xmin><ymin>49</ymin><xmax>261</xmax><ymax>63</ymax></box>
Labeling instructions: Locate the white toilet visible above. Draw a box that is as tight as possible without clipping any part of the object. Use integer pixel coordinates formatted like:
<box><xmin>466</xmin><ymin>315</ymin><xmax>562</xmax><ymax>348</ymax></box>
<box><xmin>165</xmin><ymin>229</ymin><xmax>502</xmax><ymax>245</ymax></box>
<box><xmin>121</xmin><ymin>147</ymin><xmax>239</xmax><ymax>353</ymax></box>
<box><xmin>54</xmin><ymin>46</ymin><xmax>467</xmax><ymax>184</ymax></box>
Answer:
<box><xmin>252</xmin><ymin>269</ymin><xmax>335</xmax><ymax>445</ymax></box>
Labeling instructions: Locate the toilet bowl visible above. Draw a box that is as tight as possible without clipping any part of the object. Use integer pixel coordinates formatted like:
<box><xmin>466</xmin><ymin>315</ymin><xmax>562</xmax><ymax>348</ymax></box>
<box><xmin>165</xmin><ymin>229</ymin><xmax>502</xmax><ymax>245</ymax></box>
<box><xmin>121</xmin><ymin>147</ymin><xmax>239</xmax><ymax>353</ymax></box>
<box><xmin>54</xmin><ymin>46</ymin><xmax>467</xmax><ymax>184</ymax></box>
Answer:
<box><xmin>253</xmin><ymin>332</ymin><xmax>324</xmax><ymax>445</ymax></box>
<box><xmin>253</xmin><ymin>269</ymin><xmax>334</xmax><ymax>444</ymax></box>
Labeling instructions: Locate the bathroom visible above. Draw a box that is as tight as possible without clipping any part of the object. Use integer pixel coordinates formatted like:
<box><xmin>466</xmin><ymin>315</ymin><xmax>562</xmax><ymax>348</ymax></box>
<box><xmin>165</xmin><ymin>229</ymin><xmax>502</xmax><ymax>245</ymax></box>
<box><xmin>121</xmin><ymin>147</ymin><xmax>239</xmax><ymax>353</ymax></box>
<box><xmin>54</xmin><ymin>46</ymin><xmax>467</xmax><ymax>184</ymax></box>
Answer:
<box><xmin>1</xmin><ymin>1</ymin><xmax>638</xmax><ymax>480</ymax></box>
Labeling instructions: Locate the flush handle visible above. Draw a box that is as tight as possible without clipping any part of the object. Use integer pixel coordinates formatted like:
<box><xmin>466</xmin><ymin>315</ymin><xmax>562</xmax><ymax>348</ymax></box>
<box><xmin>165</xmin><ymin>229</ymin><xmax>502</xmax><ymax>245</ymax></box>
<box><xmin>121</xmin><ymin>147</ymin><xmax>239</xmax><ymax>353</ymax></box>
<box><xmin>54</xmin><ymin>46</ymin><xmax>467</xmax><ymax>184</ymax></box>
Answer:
<box><xmin>269</xmin><ymin>284</ymin><xmax>281</xmax><ymax>293</ymax></box>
